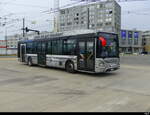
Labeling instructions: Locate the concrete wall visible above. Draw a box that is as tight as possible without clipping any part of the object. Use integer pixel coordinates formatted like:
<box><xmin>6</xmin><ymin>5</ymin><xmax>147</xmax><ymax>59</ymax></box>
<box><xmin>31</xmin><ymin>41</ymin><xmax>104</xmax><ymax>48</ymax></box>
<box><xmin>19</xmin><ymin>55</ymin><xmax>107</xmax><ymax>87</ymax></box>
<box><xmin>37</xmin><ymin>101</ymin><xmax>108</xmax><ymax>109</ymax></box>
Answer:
<box><xmin>0</xmin><ymin>48</ymin><xmax>17</xmax><ymax>55</ymax></box>
<box><xmin>0</xmin><ymin>48</ymin><xmax>6</xmax><ymax>55</ymax></box>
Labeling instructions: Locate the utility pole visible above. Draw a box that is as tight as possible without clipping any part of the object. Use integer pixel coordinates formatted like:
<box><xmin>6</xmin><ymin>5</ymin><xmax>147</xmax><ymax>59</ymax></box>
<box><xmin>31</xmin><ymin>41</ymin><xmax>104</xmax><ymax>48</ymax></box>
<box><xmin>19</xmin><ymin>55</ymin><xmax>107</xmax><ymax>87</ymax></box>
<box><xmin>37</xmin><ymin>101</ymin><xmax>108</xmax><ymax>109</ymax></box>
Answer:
<box><xmin>5</xmin><ymin>28</ymin><xmax>7</xmax><ymax>55</ymax></box>
<box><xmin>54</xmin><ymin>0</ymin><xmax>59</xmax><ymax>33</ymax></box>
<box><xmin>23</xmin><ymin>18</ymin><xmax>25</xmax><ymax>37</ymax></box>
<box><xmin>4</xmin><ymin>18</ymin><xmax>8</xmax><ymax>55</ymax></box>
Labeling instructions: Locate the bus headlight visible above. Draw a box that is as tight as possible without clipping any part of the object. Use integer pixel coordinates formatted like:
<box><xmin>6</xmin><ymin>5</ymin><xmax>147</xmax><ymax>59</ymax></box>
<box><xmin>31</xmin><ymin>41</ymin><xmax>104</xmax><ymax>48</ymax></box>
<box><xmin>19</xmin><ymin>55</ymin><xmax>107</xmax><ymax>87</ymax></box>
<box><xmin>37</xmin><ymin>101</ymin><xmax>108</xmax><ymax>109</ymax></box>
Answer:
<box><xmin>99</xmin><ymin>61</ymin><xmax>105</xmax><ymax>66</ymax></box>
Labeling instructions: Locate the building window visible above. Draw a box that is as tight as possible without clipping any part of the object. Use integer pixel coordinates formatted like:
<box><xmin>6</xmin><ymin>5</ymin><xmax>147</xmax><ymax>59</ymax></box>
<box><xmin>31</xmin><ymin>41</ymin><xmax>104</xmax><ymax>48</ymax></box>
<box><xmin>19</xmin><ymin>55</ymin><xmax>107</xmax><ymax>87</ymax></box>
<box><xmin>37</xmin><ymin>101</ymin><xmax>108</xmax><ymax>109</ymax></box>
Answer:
<box><xmin>74</xmin><ymin>17</ymin><xmax>79</xmax><ymax>21</ymax></box>
<box><xmin>67</xmin><ymin>22</ymin><xmax>72</xmax><ymax>26</ymax></box>
<box><xmin>128</xmin><ymin>31</ymin><xmax>133</xmax><ymax>45</ymax></box>
<box><xmin>121</xmin><ymin>30</ymin><xmax>127</xmax><ymax>45</ymax></box>
<box><xmin>81</xmin><ymin>17</ymin><xmax>84</xmax><ymax>20</ymax></box>
<box><xmin>97</xmin><ymin>19</ymin><xmax>103</xmax><ymax>23</ymax></box>
<box><xmin>105</xmin><ymin>2</ymin><xmax>113</xmax><ymax>8</ymax></box>
<box><xmin>134</xmin><ymin>32</ymin><xmax>139</xmax><ymax>45</ymax></box>
<box><xmin>106</xmin><ymin>18</ymin><xmax>112</xmax><ymax>22</ymax></box>
<box><xmin>89</xmin><ymin>5</ymin><xmax>95</xmax><ymax>10</ymax></box>
<box><xmin>121</xmin><ymin>30</ymin><xmax>126</xmax><ymax>38</ymax></box>
<box><xmin>75</xmin><ymin>22</ymin><xmax>79</xmax><ymax>25</ymax></box>
<box><xmin>105</xmin><ymin>22</ymin><xmax>112</xmax><ymax>26</ymax></box>
<box><xmin>97</xmin><ymin>5</ymin><xmax>100</xmax><ymax>9</ymax></box>
<box><xmin>60</xmin><ymin>10</ymin><xmax>65</xmax><ymax>14</ymax></box>
<box><xmin>97</xmin><ymin>23</ymin><xmax>103</xmax><ymax>27</ymax></box>
<box><xmin>92</xmin><ymin>24</ymin><xmax>95</xmax><ymax>27</ymax></box>
<box><xmin>100</xmin><ymin>4</ymin><xmax>103</xmax><ymax>8</ymax></box>
<box><xmin>81</xmin><ymin>21</ymin><xmax>84</xmax><ymax>24</ymax></box>
<box><xmin>60</xmin><ymin>23</ymin><xmax>65</xmax><ymax>26</ymax></box>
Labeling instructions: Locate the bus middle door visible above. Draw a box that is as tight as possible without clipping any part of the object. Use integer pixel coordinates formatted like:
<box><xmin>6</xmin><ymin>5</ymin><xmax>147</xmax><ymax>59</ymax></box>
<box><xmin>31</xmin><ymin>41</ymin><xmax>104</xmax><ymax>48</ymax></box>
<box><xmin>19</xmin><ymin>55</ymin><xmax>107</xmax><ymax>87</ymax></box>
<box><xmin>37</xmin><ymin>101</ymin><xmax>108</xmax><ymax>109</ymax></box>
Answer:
<box><xmin>78</xmin><ymin>38</ymin><xmax>95</xmax><ymax>72</ymax></box>
<box><xmin>37</xmin><ymin>42</ymin><xmax>46</xmax><ymax>66</ymax></box>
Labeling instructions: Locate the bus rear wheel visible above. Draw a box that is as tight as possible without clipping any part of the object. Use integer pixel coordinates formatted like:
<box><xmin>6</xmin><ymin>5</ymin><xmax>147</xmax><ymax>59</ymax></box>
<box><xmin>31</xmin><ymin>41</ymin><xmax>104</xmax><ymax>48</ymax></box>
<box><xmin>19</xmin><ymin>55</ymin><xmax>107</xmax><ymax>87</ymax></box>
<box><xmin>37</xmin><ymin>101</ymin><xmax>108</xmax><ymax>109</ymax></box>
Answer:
<box><xmin>28</xmin><ymin>57</ymin><xmax>33</xmax><ymax>66</ymax></box>
<box><xmin>66</xmin><ymin>61</ymin><xmax>75</xmax><ymax>73</ymax></box>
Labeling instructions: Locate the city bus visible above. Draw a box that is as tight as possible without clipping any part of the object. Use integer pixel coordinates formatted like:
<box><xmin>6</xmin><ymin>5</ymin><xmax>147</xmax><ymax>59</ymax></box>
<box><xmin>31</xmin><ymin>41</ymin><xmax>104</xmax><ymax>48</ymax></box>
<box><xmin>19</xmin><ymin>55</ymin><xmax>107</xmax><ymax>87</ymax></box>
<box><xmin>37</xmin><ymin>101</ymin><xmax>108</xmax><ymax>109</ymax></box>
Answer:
<box><xmin>18</xmin><ymin>31</ymin><xmax>120</xmax><ymax>73</ymax></box>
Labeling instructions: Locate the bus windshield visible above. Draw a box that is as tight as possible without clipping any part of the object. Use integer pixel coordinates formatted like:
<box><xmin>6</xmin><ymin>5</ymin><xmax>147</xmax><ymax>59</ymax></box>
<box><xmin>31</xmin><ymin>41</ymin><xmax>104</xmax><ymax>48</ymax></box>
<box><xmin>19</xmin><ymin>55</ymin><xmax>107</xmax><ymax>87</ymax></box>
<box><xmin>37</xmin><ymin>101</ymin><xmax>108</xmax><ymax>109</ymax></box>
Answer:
<box><xmin>97</xmin><ymin>33</ymin><xmax>119</xmax><ymax>58</ymax></box>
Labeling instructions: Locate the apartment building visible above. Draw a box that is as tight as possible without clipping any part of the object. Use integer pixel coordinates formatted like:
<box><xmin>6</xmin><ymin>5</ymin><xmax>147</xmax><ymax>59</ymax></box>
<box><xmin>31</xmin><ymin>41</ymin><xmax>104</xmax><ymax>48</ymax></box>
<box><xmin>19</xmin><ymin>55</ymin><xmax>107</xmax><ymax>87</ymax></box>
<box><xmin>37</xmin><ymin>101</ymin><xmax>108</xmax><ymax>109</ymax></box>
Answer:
<box><xmin>59</xmin><ymin>0</ymin><xmax>121</xmax><ymax>36</ymax></box>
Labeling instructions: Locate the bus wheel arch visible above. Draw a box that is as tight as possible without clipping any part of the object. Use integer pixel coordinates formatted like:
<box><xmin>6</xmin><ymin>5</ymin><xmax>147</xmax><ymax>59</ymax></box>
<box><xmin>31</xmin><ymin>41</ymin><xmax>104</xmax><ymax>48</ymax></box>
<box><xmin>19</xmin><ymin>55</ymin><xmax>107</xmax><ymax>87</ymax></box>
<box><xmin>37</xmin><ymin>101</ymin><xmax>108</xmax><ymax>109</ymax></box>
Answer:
<box><xmin>65</xmin><ymin>60</ymin><xmax>75</xmax><ymax>73</ymax></box>
<box><xmin>27</xmin><ymin>57</ymin><xmax>33</xmax><ymax>66</ymax></box>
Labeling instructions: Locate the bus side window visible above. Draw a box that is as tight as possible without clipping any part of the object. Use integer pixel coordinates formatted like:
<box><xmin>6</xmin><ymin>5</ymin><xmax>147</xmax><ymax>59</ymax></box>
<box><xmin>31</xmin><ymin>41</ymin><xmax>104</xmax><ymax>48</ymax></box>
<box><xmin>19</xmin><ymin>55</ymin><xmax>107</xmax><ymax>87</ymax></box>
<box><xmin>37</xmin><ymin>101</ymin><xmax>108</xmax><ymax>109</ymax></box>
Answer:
<box><xmin>27</xmin><ymin>42</ymin><xmax>33</xmax><ymax>54</ymax></box>
<box><xmin>52</xmin><ymin>41</ymin><xmax>57</xmax><ymax>55</ymax></box>
<box><xmin>47</xmin><ymin>41</ymin><xmax>52</xmax><ymax>54</ymax></box>
<box><xmin>58</xmin><ymin>40</ymin><xmax>63</xmax><ymax>55</ymax></box>
<box><xmin>41</xmin><ymin>42</ymin><xmax>46</xmax><ymax>52</ymax></box>
<box><xmin>32</xmin><ymin>42</ymin><xmax>37</xmax><ymax>54</ymax></box>
<box><xmin>37</xmin><ymin>42</ymin><xmax>42</xmax><ymax>53</ymax></box>
<box><xmin>63</xmin><ymin>40</ymin><xmax>68</xmax><ymax>55</ymax></box>
<box><xmin>63</xmin><ymin>39</ymin><xmax>76</xmax><ymax>55</ymax></box>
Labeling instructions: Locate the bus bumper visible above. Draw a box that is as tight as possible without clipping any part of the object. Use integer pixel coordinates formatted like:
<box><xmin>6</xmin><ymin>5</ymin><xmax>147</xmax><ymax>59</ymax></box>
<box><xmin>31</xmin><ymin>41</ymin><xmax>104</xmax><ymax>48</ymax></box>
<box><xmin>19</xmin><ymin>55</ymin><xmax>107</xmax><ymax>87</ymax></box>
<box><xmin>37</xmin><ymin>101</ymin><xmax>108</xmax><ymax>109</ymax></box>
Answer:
<box><xmin>95</xmin><ymin>58</ymin><xmax>120</xmax><ymax>73</ymax></box>
<box><xmin>105</xmin><ymin>64</ymin><xmax>120</xmax><ymax>72</ymax></box>
<box><xmin>95</xmin><ymin>65</ymin><xmax>120</xmax><ymax>73</ymax></box>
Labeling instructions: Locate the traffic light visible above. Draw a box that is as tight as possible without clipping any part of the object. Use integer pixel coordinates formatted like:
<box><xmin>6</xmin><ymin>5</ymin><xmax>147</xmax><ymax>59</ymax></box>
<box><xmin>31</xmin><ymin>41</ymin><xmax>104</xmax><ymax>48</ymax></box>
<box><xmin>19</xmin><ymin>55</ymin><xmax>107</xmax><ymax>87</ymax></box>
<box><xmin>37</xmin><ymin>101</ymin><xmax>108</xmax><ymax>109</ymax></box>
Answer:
<box><xmin>25</xmin><ymin>27</ymin><xmax>29</xmax><ymax>32</ymax></box>
<box><xmin>24</xmin><ymin>27</ymin><xmax>40</xmax><ymax>35</ymax></box>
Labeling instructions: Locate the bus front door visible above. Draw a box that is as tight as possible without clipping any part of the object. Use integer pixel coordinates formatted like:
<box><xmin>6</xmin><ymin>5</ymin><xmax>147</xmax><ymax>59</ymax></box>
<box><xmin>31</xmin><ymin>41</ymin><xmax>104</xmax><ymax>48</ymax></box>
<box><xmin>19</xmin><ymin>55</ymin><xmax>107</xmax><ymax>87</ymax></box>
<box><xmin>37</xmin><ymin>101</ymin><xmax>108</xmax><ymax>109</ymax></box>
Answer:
<box><xmin>20</xmin><ymin>44</ymin><xmax>26</xmax><ymax>62</ymax></box>
<box><xmin>78</xmin><ymin>39</ymin><xmax>95</xmax><ymax>72</ymax></box>
<box><xmin>37</xmin><ymin>42</ymin><xmax>46</xmax><ymax>66</ymax></box>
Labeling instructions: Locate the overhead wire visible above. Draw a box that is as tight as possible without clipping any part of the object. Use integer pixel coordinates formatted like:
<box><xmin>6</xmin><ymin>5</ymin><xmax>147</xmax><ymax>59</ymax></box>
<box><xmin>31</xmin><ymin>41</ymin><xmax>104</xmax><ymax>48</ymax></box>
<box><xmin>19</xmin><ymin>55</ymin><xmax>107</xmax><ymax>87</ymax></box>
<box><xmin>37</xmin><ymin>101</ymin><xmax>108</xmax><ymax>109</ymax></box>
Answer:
<box><xmin>1</xmin><ymin>0</ymin><xmax>150</xmax><ymax>36</ymax></box>
<box><xmin>0</xmin><ymin>1</ymin><xmax>48</xmax><ymax>9</ymax></box>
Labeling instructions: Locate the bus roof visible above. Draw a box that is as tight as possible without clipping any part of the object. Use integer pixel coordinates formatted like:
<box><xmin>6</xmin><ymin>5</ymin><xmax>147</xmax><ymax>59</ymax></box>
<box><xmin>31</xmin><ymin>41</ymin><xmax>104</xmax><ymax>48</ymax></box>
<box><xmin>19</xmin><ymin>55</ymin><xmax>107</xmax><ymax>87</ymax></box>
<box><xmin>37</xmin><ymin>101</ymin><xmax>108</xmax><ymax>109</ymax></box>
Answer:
<box><xmin>19</xmin><ymin>30</ymin><xmax>117</xmax><ymax>42</ymax></box>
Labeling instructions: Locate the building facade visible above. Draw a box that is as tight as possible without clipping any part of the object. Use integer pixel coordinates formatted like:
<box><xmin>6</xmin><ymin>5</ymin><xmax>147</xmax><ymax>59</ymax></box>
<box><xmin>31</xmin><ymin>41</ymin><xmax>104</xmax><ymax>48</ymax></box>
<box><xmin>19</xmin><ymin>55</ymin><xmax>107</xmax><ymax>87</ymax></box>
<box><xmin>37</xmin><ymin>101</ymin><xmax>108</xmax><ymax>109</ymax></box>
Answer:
<box><xmin>59</xmin><ymin>0</ymin><xmax>121</xmax><ymax>35</ymax></box>
<box><xmin>120</xmin><ymin>29</ymin><xmax>143</xmax><ymax>53</ymax></box>
<box><xmin>0</xmin><ymin>35</ymin><xmax>20</xmax><ymax>55</ymax></box>
<box><xmin>142</xmin><ymin>31</ymin><xmax>150</xmax><ymax>54</ymax></box>
<box><xmin>0</xmin><ymin>40</ymin><xmax>7</xmax><ymax>55</ymax></box>
<box><xmin>7</xmin><ymin>35</ymin><xmax>19</xmax><ymax>49</ymax></box>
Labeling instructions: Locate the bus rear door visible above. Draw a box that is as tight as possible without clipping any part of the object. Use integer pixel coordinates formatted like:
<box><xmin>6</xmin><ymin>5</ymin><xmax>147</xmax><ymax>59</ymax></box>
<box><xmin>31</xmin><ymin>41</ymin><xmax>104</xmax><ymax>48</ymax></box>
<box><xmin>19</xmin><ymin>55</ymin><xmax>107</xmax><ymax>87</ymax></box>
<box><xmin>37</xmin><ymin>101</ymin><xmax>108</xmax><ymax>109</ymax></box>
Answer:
<box><xmin>20</xmin><ymin>44</ymin><xmax>26</xmax><ymax>62</ymax></box>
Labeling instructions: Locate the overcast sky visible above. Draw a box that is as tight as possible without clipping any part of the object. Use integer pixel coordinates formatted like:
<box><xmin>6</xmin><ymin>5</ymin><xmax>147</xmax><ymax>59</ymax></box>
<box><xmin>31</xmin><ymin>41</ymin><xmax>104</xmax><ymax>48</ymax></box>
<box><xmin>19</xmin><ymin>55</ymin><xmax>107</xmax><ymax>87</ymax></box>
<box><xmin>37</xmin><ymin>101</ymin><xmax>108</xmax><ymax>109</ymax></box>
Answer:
<box><xmin>0</xmin><ymin>0</ymin><xmax>150</xmax><ymax>40</ymax></box>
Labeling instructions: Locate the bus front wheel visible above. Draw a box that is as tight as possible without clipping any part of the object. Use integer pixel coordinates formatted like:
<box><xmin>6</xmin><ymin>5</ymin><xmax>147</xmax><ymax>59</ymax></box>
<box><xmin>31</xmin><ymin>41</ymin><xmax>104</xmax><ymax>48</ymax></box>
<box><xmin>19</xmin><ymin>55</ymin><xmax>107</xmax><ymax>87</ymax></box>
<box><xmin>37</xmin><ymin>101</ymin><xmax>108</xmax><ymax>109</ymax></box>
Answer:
<box><xmin>66</xmin><ymin>61</ymin><xmax>75</xmax><ymax>73</ymax></box>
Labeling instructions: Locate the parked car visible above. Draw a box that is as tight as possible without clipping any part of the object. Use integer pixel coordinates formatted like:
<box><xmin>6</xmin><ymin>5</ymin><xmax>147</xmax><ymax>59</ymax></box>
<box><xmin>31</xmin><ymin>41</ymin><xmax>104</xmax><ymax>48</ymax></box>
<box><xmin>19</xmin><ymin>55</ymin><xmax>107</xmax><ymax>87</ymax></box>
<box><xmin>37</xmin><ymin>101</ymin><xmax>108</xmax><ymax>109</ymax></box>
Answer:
<box><xmin>141</xmin><ymin>52</ymin><xmax>148</xmax><ymax>55</ymax></box>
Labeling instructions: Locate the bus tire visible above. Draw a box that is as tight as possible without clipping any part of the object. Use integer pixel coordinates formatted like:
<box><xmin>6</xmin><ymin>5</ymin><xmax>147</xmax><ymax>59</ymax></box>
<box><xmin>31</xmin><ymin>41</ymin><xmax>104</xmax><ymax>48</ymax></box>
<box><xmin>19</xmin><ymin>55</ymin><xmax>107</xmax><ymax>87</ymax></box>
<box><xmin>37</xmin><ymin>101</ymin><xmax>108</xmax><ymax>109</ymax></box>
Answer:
<box><xmin>28</xmin><ymin>57</ymin><xmax>33</xmax><ymax>66</ymax></box>
<box><xmin>65</xmin><ymin>61</ymin><xmax>75</xmax><ymax>73</ymax></box>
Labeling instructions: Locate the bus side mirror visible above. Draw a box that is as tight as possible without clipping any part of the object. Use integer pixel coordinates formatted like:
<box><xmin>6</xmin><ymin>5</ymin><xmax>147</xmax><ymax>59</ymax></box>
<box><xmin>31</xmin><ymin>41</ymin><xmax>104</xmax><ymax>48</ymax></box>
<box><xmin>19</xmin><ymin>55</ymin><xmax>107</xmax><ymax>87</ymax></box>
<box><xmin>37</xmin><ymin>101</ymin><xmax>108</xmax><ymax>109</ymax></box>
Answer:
<box><xmin>99</xmin><ymin>37</ymin><xmax>107</xmax><ymax>47</ymax></box>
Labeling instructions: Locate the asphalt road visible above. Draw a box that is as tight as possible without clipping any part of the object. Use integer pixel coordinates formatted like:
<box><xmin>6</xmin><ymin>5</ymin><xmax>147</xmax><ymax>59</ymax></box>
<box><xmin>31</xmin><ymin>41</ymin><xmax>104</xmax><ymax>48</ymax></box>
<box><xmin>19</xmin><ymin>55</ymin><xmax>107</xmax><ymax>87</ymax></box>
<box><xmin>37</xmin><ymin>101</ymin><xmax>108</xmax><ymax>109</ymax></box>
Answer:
<box><xmin>0</xmin><ymin>56</ymin><xmax>150</xmax><ymax>112</ymax></box>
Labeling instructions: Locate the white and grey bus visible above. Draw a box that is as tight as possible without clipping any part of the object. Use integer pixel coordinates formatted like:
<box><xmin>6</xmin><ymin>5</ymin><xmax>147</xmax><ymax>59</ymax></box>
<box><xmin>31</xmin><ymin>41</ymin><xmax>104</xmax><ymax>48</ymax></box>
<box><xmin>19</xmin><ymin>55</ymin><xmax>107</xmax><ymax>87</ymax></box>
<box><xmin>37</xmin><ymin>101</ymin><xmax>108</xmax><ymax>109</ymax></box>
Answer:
<box><xmin>18</xmin><ymin>31</ymin><xmax>120</xmax><ymax>73</ymax></box>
